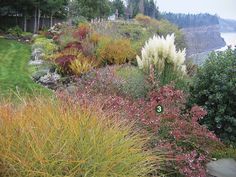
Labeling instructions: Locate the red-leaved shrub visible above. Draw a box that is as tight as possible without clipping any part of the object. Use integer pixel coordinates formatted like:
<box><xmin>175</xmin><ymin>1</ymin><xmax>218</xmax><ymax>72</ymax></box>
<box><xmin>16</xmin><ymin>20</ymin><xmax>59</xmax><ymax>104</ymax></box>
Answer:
<box><xmin>73</xmin><ymin>23</ymin><xmax>90</xmax><ymax>40</ymax></box>
<box><xmin>64</xmin><ymin>42</ymin><xmax>83</xmax><ymax>51</ymax></box>
<box><xmin>141</xmin><ymin>85</ymin><xmax>223</xmax><ymax>177</ymax></box>
<box><xmin>58</xmin><ymin>70</ymin><xmax>224</xmax><ymax>177</ymax></box>
<box><xmin>55</xmin><ymin>55</ymin><xmax>76</xmax><ymax>73</ymax></box>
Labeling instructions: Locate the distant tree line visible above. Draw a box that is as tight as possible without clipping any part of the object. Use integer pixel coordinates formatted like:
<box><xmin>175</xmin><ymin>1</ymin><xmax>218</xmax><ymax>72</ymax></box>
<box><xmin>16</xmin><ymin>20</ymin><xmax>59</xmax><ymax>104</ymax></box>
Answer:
<box><xmin>69</xmin><ymin>0</ymin><xmax>160</xmax><ymax>20</ymax></box>
<box><xmin>0</xmin><ymin>0</ymin><xmax>67</xmax><ymax>33</ymax></box>
<box><xmin>219</xmin><ymin>18</ymin><xmax>236</xmax><ymax>32</ymax></box>
<box><xmin>162</xmin><ymin>13</ymin><xmax>219</xmax><ymax>28</ymax></box>
<box><xmin>0</xmin><ymin>0</ymin><xmax>160</xmax><ymax>32</ymax></box>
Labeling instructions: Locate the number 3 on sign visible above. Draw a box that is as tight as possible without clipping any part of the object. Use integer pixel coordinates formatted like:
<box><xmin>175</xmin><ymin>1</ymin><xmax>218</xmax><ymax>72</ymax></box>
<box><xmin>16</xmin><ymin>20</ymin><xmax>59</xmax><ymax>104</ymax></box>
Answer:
<box><xmin>156</xmin><ymin>105</ymin><xmax>163</xmax><ymax>114</ymax></box>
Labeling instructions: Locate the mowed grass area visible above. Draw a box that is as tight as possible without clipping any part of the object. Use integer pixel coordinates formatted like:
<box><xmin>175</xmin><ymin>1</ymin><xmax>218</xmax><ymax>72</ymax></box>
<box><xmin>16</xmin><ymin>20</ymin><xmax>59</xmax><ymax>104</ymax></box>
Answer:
<box><xmin>0</xmin><ymin>38</ymin><xmax>50</xmax><ymax>98</ymax></box>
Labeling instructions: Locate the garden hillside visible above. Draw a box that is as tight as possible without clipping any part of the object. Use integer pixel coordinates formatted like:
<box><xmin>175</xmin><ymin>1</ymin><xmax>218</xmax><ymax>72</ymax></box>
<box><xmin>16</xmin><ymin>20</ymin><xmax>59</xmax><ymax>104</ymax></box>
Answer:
<box><xmin>29</xmin><ymin>14</ymin><xmax>186</xmax><ymax>79</ymax></box>
<box><xmin>0</xmin><ymin>12</ymin><xmax>236</xmax><ymax>177</ymax></box>
<box><xmin>0</xmin><ymin>38</ymin><xmax>50</xmax><ymax>98</ymax></box>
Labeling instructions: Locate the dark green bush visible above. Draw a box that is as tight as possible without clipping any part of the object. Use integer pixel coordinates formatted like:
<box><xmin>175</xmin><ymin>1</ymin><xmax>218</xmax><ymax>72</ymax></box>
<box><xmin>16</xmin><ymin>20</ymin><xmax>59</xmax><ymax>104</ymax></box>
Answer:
<box><xmin>190</xmin><ymin>48</ymin><xmax>236</xmax><ymax>145</ymax></box>
<box><xmin>7</xmin><ymin>26</ymin><xmax>23</xmax><ymax>36</ymax></box>
<box><xmin>212</xmin><ymin>147</ymin><xmax>236</xmax><ymax>159</ymax></box>
<box><xmin>72</xmin><ymin>16</ymin><xmax>88</xmax><ymax>26</ymax></box>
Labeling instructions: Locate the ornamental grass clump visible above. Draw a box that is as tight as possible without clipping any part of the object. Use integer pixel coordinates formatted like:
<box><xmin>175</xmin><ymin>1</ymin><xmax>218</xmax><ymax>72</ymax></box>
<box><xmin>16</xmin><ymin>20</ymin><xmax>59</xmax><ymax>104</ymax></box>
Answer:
<box><xmin>0</xmin><ymin>97</ymin><xmax>156</xmax><ymax>176</ymax></box>
<box><xmin>69</xmin><ymin>52</ymin><xmax>96</xmax><ymax>76</ymax></box>
<box><xmin>137</xmin><ymin>34</ymin><xmax>186</xmax><ymax>85</ymax></box>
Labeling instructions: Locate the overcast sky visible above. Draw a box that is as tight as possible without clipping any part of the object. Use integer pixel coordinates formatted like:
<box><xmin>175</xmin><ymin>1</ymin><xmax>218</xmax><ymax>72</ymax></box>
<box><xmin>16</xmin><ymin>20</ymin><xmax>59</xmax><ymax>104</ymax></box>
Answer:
<box><xmin>157</xmin><ymin>0</ymin><xmax>236</xmax><ymax>20</ymax></box>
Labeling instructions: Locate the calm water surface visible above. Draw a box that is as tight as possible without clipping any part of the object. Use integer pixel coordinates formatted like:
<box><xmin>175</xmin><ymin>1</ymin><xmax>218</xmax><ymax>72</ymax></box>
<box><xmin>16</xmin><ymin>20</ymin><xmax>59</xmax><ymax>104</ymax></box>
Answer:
<box><xmin>218</xmin><ymin>33</ymin><xmax>236</xmax><ymax>50</ymax></box>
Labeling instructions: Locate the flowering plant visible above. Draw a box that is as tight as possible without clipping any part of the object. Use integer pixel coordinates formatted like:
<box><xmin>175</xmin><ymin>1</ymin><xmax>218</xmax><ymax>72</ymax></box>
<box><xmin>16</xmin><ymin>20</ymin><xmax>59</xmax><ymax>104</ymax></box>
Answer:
<box><xmin>136</xmin><ymin>34</ymin><xmax>186</xmax><ymax>85</ymax></box>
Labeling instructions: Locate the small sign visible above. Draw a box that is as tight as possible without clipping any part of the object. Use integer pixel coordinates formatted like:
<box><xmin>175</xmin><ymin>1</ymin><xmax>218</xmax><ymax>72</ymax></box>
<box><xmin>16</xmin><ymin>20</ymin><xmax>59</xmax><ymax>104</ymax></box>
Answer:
<box><xmin>156</xmin><ymin>105</ymin><xmax>163</xmax><ymax>114</ymax></box>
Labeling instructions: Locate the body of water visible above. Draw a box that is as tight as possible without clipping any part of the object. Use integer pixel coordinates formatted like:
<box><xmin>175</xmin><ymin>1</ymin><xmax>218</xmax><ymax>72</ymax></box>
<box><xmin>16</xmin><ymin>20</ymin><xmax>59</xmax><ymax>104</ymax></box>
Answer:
<box><xmin>217</xmin><ymin>33</ymin><xmax>236</xmax><ymax>51</ymax></box>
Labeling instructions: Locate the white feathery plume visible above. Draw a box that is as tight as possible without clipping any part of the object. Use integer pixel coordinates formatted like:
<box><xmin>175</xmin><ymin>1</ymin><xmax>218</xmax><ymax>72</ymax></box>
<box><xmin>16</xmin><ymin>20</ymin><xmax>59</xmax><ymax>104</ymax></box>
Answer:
<box><xmin>136</xmin><ymin>33</ymin><xmax>186</xmax><ymax>75</ymax></box>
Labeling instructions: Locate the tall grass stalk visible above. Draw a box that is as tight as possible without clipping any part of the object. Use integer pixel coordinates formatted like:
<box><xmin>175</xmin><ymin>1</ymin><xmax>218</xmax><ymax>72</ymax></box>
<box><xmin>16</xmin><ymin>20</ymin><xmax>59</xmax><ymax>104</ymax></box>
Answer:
<box><xmin>0</xmin><ymin>97</ymin><xmax>158</xmax><ymax>176</ymax></box>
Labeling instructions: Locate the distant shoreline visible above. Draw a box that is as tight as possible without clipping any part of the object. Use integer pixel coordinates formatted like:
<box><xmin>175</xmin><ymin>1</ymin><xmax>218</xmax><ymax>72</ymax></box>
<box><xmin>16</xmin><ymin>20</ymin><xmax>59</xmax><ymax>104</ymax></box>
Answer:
<box><xmin>188</xmin><ymin>32</ymin><xmax>236</xmax><ymax>65</ymax></box>
<box><xmin>220</xmin><ymin>32</ymin><xmax>236</xmax><ymax>47</ymax></box>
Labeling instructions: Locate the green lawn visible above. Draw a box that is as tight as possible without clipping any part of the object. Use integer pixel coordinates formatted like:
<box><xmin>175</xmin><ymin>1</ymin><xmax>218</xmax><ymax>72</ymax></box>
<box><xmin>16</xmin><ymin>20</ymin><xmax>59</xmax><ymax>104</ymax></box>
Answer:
<box><xmin>0</xmin><ymin>38</ymin><xmax>50</xmax><ymax>98</ymax></box>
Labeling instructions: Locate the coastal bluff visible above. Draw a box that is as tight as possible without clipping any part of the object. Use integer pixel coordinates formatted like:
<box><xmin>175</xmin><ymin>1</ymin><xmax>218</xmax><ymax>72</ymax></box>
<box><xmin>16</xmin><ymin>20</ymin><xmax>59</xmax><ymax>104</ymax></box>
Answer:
<box><xmin>182</xmin><ymin>25</ymin><xmax>226</xmax><ymax>56</ymax></box>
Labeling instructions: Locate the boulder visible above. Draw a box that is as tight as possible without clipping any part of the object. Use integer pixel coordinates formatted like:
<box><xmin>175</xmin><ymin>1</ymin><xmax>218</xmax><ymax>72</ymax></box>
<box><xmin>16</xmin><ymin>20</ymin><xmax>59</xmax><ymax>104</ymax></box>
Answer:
<box><xmin>38</xmin><ymin>72</ymin><xmax>61</xmax><ymax>90</ymax></box>
<box><xmin>206</xmin><ymin>158</ymin><xmax>236</xmax><ymax>177</ymax></box>
<box><xmin>32</xmin><ymin>70</ymin><xmax>48</xmax><ymax>81</ymax></box>
<box><xmin>31</xmin><ymin>48</ymin><xmax>45</xmax><ymax>61</ymax></box>
<box><xmin>39</xmin><ymin>72</ymin><xmax>61</xmax><ymax>85</ymax></box>
<box><xmin>66</xmin><ymin>85</ymin><xmax>78</xmax><ymax>95</ymax></box>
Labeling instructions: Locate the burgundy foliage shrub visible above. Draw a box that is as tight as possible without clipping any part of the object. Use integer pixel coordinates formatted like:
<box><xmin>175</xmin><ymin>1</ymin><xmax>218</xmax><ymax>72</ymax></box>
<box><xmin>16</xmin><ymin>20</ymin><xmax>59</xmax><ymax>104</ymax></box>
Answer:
<box><xmin>73</xmin><ymin>24</ymin><xmax>90</xmax><ymax>40</ymax></box>
<box><xmin>141</xmin><ymin>86</ymin><xmax>223</xmax><ymax>177</ymax></box>
<box><xmin>64</xmin><ymin>42</ymin><xmax>83</xmax><ymax>51</ymax></box>
<box><xmin>55</xmin><ymin>55</ymin><xmax>76</xmax><ymax>73</ymax></box>
<box><xmin>61</xmin><ymin>76</ymin><xmax>224</xmax><ymax>177</ymax></box>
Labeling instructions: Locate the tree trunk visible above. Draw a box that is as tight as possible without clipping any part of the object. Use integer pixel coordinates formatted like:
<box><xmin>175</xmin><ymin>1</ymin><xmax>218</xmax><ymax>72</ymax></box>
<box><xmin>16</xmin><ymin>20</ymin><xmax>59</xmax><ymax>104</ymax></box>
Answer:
<box><xmin>24</xmin><ymin>15</ymin><xmax>27</xmax><ymax>32</ymax></box>
<box><xmin>15</xmin><ymin>5</ymin><xmax>18</xmax><ymax>26</ymax></box>
<box><xmin>50</xmin><ymin>13</ymin><xmax>53</xmax><ymax>28</ymax></box>
<box><xmin>34</xmin><ymin>7</ymin><xmax>37</xmax><ymax>33</ymax></box>
<box><xmin>139</xmin><ymin>0</ymin><xmax>145</xmax><ymax>14</ymax></box>
<box><xmin>42</xmin><ymin>15</ymin><xmax>45</xmax><ymax>29</ymax></box>
<box><xmin>129</xmin><ymin>3</ymin><xmax>133</xmax><ymax>18</ymax></box>
<box><xmin>37</xmin><ymin>8</ymin><xmax>41</xmax><ymax>31</ymax></box>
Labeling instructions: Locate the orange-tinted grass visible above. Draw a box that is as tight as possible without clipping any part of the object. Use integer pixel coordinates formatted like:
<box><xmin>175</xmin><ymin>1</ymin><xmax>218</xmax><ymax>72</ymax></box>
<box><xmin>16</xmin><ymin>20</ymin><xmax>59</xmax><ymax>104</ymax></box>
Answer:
<box><xmin>0</xmin><ymin>97</ymin><xmax>160</xmax><ymax>176</ymax></box>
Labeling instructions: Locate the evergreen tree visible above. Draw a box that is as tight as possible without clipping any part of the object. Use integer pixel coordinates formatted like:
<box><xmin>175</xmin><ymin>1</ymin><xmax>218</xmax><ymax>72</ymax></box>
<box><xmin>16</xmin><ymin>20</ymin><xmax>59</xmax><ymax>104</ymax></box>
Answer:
<box><xmin>76</xmin><ymin>0</ymin><xmax>111</xmax><ymax>20</ymax></box>
<box><xmin>44</xmin><ymin>0</ymin><xmax>67</xmax><ymax>27</ymax></box>
<box><xmin>111</xmin><ymin>0</ymin><xmax>125</xmax><ymax>17</ymax></box>
<box><xmin>126</xmin><ymin>0</ymin><xmax>159</xmax><ymax>19</ymax></box>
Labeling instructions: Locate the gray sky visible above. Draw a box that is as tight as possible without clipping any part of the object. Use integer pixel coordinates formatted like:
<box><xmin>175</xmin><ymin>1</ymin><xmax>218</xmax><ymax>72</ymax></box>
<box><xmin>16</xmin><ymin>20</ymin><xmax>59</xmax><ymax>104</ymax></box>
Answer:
<box><xmin>157</xmin><ymin>0</ymin><xmax>236</xmax><ymax>20</ymax></box>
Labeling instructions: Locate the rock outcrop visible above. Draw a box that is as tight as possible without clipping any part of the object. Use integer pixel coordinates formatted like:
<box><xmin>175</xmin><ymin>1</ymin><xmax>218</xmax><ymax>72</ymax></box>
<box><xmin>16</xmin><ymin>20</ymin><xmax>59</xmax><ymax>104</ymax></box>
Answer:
<box><xmin>30</xmin><ymin>43</ymin><xmax>61</xmax><ymax>90</ymax></box>
<box><xmin>182</xmin><ymin>25</ymin><xmax>226</xmax><ymax>56</ymax></box>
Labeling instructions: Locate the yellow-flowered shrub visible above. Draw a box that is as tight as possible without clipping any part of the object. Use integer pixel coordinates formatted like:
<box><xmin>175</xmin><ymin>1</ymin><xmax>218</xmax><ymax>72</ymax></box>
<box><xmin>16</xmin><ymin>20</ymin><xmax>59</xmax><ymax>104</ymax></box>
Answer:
<box><xmin>90</xmin><ymin>32</ymin><xmax>101</xmax><ymax>44</ymax></box>
<box><xmin>97</xmin><ymin>38</ymin><xmax>136</xmax><ymax>65</ymax></box>
<box><xmin>135</xmin><ymin>14</ymin><xmax>152</xmax><ymax>26</ymax></box>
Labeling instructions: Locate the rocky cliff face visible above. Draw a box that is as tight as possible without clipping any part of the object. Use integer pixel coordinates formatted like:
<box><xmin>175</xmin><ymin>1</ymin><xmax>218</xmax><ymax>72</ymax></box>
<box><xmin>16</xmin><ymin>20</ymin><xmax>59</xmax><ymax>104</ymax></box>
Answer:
<box><xmin>182</xmin><ymin>25</ymin><xmax>226</xmax><ymax>56</ymax></box>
